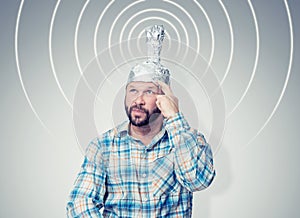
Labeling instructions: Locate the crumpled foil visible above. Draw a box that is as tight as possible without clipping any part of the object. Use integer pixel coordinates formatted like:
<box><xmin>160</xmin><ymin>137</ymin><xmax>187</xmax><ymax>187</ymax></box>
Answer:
<box><xmin>127</xmin><ymin>25</ymin><xmax>170</xmax><ymax>85</ymax></box>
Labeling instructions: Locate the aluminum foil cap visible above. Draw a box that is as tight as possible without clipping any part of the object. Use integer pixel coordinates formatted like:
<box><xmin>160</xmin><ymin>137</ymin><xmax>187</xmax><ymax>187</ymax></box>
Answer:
<box><xmin>127</xmin><ymin>25</ymin><xmax>170</xmax><ymax>85</ymax></box>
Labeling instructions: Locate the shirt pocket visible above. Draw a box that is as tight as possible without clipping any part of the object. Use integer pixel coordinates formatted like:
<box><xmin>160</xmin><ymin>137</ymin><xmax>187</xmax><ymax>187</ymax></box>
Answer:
<box><xmin>150</xmin><ymin>148</ymin><xmax>180</xmax><ymax>198</ymax></box>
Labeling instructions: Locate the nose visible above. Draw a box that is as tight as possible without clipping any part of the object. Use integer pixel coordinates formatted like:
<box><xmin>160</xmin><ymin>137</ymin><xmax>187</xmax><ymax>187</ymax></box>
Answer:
<box><xmin>134</xmin><ymin>93</ymin><xmax>145</xmax><ymax>105</ymax></box>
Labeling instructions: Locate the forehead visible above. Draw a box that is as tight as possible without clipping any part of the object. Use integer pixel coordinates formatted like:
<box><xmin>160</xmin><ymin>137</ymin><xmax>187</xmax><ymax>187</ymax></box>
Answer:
<box><xmin>126</xmin><ymin>81</ymin><xmax>159</xmax><ymax>90</ymax></box>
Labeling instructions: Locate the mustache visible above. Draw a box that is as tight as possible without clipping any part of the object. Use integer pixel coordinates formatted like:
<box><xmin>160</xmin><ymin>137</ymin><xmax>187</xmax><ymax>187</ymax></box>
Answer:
<box><xmin>130</xmin><ymin>105</ymin><xmax>147</xmax><ymax>112</ymax></box>
<box><xmin>129</xmin><ymin>105</ymin><xmax>161</xmax><ymax>114</ymax></box>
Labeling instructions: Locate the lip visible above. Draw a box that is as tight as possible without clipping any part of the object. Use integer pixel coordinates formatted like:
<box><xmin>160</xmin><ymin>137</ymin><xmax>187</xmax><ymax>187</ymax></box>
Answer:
<box><xmin>131</xmin><ymin>108</ymin><xmax>145</xmax><ymax>114</ymax></box>
<box><xmin>132</xmin><ymin>108</ymin><xmax>145</xmax><ymax>113</ymax></box>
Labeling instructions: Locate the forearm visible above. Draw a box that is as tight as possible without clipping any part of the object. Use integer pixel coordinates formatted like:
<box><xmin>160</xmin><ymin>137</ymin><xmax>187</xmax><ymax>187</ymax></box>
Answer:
<box><xmin>165</xmin><ymin>112</ymin><xmax>215</xmax><ymax>192</ymax></box>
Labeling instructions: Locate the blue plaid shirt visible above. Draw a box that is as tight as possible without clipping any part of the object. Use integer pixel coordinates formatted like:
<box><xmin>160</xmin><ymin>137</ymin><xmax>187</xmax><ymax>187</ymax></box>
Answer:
<box><xmin>67</xmin><ymin>112</ymin><xmax>215</xmax><ymax>217</ymax></box>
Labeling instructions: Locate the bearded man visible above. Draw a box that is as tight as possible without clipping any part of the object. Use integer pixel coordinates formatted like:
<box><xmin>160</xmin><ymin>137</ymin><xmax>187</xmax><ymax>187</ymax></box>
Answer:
<box><xmin>67</xmin><ymin>25</ymin><xmax>215</xmax><ymax>218</ymax></box>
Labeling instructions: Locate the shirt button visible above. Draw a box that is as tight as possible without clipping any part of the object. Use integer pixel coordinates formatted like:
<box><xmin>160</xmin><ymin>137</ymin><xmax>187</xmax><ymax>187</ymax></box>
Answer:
<box><xmin>142</xmin><ymin>173</ymin><xmax>147</xmax><ymax>178</ymax></box>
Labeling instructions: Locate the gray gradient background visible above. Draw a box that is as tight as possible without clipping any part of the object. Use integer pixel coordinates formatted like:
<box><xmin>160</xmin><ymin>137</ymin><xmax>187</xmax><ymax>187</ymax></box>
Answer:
<box><xmin>1</xmin><ymin>0</ymin><xmax>299</xmax><ymax>217</ymax></box>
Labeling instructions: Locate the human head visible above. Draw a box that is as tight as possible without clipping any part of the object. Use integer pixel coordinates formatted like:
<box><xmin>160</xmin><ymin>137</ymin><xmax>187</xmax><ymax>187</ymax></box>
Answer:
<box><xmin>125</xmin><ymin>81</ymin><xmax>162</xmax><ymax>127</ymax></box>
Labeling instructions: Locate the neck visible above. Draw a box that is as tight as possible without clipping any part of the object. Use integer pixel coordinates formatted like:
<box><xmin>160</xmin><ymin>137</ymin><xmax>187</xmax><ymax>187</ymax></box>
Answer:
<box><xmin>130</xmin><ymin>115</ymin><xmax>164</xmax><ymax>145</ymax></box>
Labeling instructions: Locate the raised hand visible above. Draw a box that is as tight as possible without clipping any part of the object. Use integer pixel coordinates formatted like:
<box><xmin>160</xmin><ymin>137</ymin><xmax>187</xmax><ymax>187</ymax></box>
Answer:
<box><xmin>155</xmin><ymin>80</ymin><xmax>179</xmax><ymax>119</ymax></box>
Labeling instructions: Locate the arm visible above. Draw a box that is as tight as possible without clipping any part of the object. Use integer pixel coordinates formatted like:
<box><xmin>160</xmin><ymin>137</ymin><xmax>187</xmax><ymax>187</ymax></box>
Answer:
<box><xmin>155</xmin><ymin>81</ymin><xmax>215</xmax><ymax>192</ymax></box>
<box><xmin>165</xmin><ymin>112</ymin><xmax>215</xmax><ymax>192</ymax></box>
<box><xmin>66</xmin><ymin>138</ymin><xmax>107</xmax><ymax>217</ymax></box>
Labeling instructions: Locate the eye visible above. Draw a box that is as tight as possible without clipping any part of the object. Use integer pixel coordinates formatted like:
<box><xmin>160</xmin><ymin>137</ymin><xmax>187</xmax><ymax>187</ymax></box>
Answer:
<box><xmin>145</xmin><ymin>90</ymin><xmax>154</xmax><ymax>95</ymax></box>
<box><xmin>129</xmin><ymin>89</ymin><xmax>138</xmax><ymax>94</ymax></box>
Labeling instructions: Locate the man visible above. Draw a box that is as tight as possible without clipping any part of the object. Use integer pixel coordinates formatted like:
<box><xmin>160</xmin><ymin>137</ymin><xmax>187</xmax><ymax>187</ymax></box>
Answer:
<box><xmin>66</xmin><ymin>25</ymin><xmax>215</xmax><ymax>217</ymax></box>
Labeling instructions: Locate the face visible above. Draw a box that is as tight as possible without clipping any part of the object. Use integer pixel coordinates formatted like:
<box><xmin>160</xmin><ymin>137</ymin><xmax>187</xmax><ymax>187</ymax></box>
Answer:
<box><xmin>125</xmin><ymin>81</ymin><xmax>162</xmax><ymax>127</ymax></box>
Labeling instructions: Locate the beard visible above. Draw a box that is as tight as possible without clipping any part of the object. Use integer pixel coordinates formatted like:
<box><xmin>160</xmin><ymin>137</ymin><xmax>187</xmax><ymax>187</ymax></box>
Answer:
<box><xmin>126</xmin><ymin>105</ymin><xmax>161</xmax><ymax>127</ymax></box>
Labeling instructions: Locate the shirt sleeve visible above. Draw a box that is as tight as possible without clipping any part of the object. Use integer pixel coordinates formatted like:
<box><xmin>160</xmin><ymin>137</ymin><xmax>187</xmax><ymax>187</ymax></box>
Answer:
<box><xmin>164</xmin><ymin>112</ymin><xmax>216</xmax><ymax>192</ymax></box>
<box><xmin>66</xmin><ymin>138</ymin><xmax>107</xmax><ymax>217</ymax></box>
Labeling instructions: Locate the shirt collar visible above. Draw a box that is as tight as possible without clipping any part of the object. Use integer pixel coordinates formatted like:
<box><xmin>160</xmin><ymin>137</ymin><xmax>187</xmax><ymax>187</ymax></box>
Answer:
<box><xmin>115</xmin><ymin>120</ymin><xmax>168</xmax><ymax>141</ymax></box>
<box><xmin>115</xmin><ymin>120</ymin><xmax>130</xmax><ymax>137</ymax></box>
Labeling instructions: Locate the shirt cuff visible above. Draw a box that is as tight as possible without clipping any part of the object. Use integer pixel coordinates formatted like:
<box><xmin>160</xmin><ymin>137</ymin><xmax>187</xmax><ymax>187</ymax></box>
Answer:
<box><xmin>164</xmin><ymin>112</ymin><xmax>190</xmax><ymax>134</ymax></box>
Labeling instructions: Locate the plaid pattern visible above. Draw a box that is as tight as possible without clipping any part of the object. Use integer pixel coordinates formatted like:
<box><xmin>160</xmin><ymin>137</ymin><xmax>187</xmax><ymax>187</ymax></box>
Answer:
<box><xmin>67</xmin><ymin>112</ymin><xmax>215</xmax><ymax>217</ymax></box>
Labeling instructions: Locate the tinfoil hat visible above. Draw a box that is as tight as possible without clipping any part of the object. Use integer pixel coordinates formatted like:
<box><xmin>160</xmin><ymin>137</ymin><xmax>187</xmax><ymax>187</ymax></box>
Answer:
<box><xmin>127</xmin><ymin>25</ymin><xmax>170</xmax><ymax>85</ymax></box>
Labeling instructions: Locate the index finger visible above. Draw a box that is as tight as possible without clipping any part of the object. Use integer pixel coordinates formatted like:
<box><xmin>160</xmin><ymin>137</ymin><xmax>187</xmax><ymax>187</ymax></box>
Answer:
<box><xmin>156</xmin><ymin>80</ymin><xmax>173</xmax><ymax>96</ymax></box>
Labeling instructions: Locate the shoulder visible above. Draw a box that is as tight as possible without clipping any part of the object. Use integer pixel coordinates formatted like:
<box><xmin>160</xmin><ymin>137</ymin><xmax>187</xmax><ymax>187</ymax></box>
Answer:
<box><xmin>84</xmin><ymin>122</ymin><xmax>127</xmax><ymax>162</ymax></box>
<box><xmin>89</xmin><ymin>121</ymin><xmax>129</xmax><ymax>148</ymax></box>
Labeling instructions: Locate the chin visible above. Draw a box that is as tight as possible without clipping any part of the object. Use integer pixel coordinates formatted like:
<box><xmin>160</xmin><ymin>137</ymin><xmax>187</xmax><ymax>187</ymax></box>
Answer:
<box><xmin>132</xmin><ymin>120</ymin><xmax>149</xmax><ymax>127</ymax></box>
